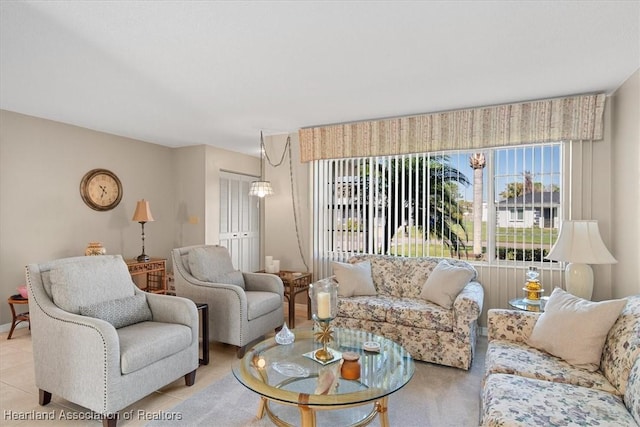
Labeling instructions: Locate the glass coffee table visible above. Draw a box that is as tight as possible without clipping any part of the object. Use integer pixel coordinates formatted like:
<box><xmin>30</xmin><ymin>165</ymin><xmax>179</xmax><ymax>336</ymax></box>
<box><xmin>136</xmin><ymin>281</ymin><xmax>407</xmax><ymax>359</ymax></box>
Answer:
<box><xmin>232</xmin><ymin>328</ymin><xmax>414</xmax><ymax>427</ymax></box>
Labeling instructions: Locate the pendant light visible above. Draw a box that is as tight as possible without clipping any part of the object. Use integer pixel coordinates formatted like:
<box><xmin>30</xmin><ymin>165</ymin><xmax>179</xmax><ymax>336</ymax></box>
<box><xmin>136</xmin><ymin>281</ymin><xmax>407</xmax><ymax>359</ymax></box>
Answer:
<box><xmin>249</xmin><ymin>131</ymin><xmax>274</xmax><ymax>197</ymax></box>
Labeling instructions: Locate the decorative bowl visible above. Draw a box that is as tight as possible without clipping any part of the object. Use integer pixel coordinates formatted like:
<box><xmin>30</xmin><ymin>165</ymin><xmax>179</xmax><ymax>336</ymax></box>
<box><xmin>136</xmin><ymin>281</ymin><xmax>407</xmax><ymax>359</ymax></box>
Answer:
<box><xmin>17</xmin><ymin>285</ymin><xmax>28</xmax><ymax>298</ymax></box>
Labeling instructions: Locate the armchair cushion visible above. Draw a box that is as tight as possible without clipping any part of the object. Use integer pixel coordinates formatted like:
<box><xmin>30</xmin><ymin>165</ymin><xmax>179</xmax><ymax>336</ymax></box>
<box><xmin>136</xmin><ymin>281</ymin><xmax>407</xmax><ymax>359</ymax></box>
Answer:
<box><xmin>49</xmin><ymin>256</ymin><xmax>135</xmax><ymax>313</ymax></box>
<box><xmin>188</xmin><ymin>246</ymin><xmax>245</xmax><ymax>288</ymax></box>
<box><xmin>79</xmin><ymin>294</ymin><xmax>152</xmax><ymax>329</ymax></box>
<box><xmin>118</xmin><ymin>321</ymin><xmax>192</xmax><ymax>374</ymax></box>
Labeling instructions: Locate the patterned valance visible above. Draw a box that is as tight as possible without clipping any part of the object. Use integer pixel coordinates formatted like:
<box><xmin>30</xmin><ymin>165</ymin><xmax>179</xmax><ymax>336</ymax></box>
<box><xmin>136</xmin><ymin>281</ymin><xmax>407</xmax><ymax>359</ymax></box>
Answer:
<box><xmin>298</xmin><ymin>93</ymin><xmax>606</xmax><ymax>162</ymax></box>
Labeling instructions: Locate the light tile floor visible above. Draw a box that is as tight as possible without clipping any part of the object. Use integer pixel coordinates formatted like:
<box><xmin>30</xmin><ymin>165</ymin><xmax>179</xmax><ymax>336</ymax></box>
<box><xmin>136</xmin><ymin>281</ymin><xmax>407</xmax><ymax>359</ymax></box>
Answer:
<box><xmin>0</xmin><ymin>303</ymin><xmax>312</xmax><ymax>426</ymax></box>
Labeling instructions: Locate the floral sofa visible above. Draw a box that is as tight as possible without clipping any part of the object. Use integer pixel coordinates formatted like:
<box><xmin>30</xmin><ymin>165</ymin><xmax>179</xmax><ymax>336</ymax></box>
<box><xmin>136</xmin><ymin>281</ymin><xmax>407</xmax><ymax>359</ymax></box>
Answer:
<box><xmin>481</xmin><ymin>294</ymin><xmax>640</xmax><ymax>426</ymax></box>
<box><xmin>331</xmin><ymin>254</ymin><xmax>484</xmax><ymax>370</ymax></box>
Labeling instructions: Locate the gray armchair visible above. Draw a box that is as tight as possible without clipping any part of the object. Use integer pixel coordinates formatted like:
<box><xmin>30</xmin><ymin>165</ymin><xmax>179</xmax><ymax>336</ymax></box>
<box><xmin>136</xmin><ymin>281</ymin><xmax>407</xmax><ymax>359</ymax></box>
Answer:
<box><xmin>171</xmin><ymin>245</ymin><xmax>284</xmax><ymax>355</ymax></box>
<box><xmin>25</xmin><ymin>255</ymin><xmax>199</xmax><ymax>427</ymax></box>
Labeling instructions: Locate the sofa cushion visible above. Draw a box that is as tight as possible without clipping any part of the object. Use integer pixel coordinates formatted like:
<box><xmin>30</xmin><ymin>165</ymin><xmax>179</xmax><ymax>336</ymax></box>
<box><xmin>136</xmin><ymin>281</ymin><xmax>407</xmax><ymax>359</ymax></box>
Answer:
<box><xmin>337</xmin><ymin>295</ymin><xmax>392</xmax><ymax>322</ymax></box>
<box><xmin>188</xmin><ymin>246</ymin><xmax>245</xmax><ymax>289</ymax></box>
<box><xmin>419</xmin><ymin>260</ymin><xmax>475</xmax><ymax>309</ymax></box>
<box><xmin>246</xmin><ymin>291</ymin><xmax>283</xmax><ymax>321</ymax></box>
<box><xmin>481</xmin><ymin>373</ymin><xmax>637</xmax><ymax>427</ymax></box>
<box><xmin>386</xmin><ymin>297</ymin><xmax>454</xmax><ymax>332</ymax></box>
<box><xmin>332</xmin><ymin>260</ymin><xmax>376</xmax><ymax>297</ymax></box>
<box><xmin>485</xmin><ymin>340</ymin><xmax>619</xmax><ymax>395</ymax></box>
<box><xmin>527</xmin><ymin>287</ymin><xmax>627</xmax><ymax>371</ymax></box>
<box><xmin>79</xmin><ymin>294</ymin><xmax>152</xmax><ymax>329</ymax></box>
<box><xmin>601</xmin><ymin>295</ymin><xmax>640</xmax><ymax>395</ymax></box>
<box><xmin>49</xmin><ymin>256</ymin><xmax>135</xmax><ymax>314</ymax></box>
<box><xmin>118</xmin><ymin>321</ymin><xmax>192</xmax><ymax>374</ymax></box>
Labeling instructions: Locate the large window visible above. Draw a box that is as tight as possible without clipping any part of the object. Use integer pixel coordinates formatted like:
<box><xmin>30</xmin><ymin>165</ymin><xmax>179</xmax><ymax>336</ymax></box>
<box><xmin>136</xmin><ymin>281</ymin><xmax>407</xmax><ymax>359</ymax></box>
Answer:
<box><xmin>313</xmin><ymin>143</ymin><xmax>563</xmax><ymax>270</ymax></box>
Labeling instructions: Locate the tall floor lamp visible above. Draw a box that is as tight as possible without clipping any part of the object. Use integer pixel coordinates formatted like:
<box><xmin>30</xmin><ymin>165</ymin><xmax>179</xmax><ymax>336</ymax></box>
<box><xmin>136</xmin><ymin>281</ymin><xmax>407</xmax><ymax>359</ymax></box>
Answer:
<box><xmin>545</xmin><ymin>220</ymin><xmax>617</xmax><ymax>300</ymax></box>
<box><xmin>132</xmin><ymin>199</ymin><xmax>155</xmax><ymax>262</ymax></box>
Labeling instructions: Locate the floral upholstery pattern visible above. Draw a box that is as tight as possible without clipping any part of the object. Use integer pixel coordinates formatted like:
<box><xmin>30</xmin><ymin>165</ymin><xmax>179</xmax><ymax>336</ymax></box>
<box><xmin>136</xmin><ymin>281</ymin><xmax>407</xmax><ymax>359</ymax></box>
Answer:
<box><xmin>482</xmin><ymin>297</ymin><xmax>640</xmax><ymax>426</ymax></box>
<box><xmin>601</xmin><ymin>295</ymin><xmax>640</xmax><ymax>395</ymax></box>
<box><xmin>485</xmin><ymin>340</ymin><xmax>619</xmax><ymax>395</ymax></box>
<box><xmin>481</xmin><ymin>373</ymin><xmax>638</xmax><ymax>427</ymax></box>
<box><xmin>334</xmin><ymin>254</ymin><xmax>483</xmax><ymax>370</ymax></box>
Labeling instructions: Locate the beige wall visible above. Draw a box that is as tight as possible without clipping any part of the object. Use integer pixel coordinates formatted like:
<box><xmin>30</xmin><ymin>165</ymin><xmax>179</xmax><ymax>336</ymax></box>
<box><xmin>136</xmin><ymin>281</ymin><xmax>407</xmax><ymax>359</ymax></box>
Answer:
<box><xmin>2</xmin><ymin>74</ymin><xmax>637</xmax><ymax>326</ymax></box>
<box><xmin>612</xmin><ymin>69</ymin><xmax>640</xmax><ymax>298</ymax></box>
<box><xmin>0</xmin><ymin>110</ymin><xmax>260</xmax><ymax>326</ymax></box>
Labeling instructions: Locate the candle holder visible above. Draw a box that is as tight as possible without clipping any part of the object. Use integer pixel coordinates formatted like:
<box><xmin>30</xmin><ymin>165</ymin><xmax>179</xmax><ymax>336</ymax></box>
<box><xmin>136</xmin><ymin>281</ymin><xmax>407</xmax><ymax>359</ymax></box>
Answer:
<box><xmin>309</xmin><ymin>278</ymin><xmax>339</xmax><ymax>362</ymax></box>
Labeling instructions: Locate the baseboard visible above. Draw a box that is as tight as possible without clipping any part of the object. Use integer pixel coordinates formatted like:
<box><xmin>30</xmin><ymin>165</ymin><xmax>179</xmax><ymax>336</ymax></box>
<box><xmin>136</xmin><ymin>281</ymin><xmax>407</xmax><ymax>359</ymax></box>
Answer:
<box><xmin>0</xmin><ymin>322</ymin><xmax>27</xmax><ymax>333</ymax></box>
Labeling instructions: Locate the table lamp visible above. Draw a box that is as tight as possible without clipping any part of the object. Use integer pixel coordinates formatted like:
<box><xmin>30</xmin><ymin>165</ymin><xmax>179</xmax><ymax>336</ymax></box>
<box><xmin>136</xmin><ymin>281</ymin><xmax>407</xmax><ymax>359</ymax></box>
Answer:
<box><xmin>132</xmin><ymin>199</ymin><xmax>154</xmax><ymax>262</ymax></box>
<box><xmin>545</xmin><ymin>220</ymin><xmax>617</xmax><ymax>300</ymax></box>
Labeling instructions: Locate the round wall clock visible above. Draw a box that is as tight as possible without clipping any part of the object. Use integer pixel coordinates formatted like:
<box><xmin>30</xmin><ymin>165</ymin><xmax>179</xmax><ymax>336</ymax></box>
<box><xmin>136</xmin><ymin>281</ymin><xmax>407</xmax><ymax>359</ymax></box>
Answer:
<box><xmin>80</xmin><ymin>168</ymin><xmax>123</xmax><ymax>211</ymax></box>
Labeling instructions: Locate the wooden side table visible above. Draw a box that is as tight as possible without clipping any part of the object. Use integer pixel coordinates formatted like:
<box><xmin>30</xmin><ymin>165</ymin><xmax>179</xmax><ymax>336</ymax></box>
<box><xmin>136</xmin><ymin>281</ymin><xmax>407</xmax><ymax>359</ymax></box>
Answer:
<box><xmin>7</xmin><ymin>294</ymin><xmax>30</xmax><ymax>339</ymax></box>
<box><xmin>126</xmin><ymin>258</ymin><xmax>167</xmax><ymax>293</ymax></box>
<box><xmin>259</xmin><ymin>270</ymin><xmax>312</xmax><ymax>328</ymax></box>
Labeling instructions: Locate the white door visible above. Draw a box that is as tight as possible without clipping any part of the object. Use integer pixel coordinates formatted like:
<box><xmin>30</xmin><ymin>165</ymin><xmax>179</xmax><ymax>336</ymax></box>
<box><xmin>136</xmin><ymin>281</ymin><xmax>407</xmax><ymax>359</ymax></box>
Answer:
<box><xmin>219</xmin><ymin>172</ymin><xmax>260</xmax><ymax>272</ymax></box>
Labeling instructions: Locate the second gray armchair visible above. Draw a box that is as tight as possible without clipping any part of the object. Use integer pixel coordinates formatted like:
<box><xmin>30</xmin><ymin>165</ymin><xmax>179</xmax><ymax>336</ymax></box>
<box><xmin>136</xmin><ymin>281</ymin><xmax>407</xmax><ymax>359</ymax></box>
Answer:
<box><xmin>171</xmin><ymin>245</ymin><xmax>284</xmax><ymax>355</ymax></box>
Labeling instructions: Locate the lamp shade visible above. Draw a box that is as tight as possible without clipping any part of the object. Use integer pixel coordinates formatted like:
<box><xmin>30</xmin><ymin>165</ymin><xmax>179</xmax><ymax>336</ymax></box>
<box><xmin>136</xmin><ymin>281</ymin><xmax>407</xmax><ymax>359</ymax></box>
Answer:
<box><xmin>546</xmin><ymin>220</ymin><xmax>617</xmax><ymax>264</ymax></box>
<box><xmin>249</xmin><ymin>181</ymin><xmax>274</xmax><ymax>198</ymax></box>
<box><xmin>132</xmin><ymin>199</ymin><xmax>155</xmax><ymax>222</ymax></box>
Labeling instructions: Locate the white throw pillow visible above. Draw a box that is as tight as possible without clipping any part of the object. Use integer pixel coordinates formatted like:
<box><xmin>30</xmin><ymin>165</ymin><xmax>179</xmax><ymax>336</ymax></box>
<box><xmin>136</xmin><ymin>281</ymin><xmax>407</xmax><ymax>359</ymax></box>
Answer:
<box><xmin>527</xmin><ymin>287</ymin><xmax>627</xmax><ymax>371</ymax></box>
<box><xmin>419</xmin><ymin>260</ymin><xmax>475</xmax><ymax>309</ymax></box>
<box><xmin>332</xmin><ymin>261</ymin><xmax>376</xmax><ymax>297</ymax></box>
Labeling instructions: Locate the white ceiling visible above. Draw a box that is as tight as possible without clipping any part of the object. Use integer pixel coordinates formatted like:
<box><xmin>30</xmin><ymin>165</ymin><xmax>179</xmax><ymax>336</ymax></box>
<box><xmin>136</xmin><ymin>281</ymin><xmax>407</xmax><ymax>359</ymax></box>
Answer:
<box><xmin>1</xmin><ymin>1</ymin><xmax>639</xmax><ymax>157</ymax></box>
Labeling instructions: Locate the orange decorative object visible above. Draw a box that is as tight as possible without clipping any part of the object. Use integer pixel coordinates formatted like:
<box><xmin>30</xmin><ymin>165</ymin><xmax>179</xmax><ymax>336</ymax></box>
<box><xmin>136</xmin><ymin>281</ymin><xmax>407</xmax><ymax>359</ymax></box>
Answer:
<box><xmin>341</xmin><ymin>351</ymin><xmax>361</xmax><ymax>380</ymax></box>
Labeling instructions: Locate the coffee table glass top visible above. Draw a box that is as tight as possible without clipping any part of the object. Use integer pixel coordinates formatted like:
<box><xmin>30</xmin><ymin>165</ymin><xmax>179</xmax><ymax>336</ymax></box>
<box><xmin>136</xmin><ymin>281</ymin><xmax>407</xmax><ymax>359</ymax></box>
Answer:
<box><xmin>232</xmin><ymin>327</ymin><xmax>414</xmax><ymax>407</ymax></box>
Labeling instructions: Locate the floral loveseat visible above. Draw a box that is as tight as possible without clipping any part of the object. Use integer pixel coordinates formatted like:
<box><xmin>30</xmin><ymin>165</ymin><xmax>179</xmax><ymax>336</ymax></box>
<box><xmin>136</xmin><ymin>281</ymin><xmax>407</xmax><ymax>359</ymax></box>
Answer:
<box><xmin>331</xmin><ymin>254</ymin><xmax>484</xmax><ymax>370</ymax></box>
<box><xmin>481</xmin><ymin>293</ymin><xmax>640</xmax><ymax>426</ymax></box>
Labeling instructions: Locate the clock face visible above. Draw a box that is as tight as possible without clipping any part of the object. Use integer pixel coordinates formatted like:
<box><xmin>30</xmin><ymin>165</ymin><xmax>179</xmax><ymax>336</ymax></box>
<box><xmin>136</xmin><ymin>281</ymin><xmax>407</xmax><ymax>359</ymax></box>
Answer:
<box><xmin>80</xmin><ymin>169</ymin><xmax>123</xmax><ymax>211</ymax></box>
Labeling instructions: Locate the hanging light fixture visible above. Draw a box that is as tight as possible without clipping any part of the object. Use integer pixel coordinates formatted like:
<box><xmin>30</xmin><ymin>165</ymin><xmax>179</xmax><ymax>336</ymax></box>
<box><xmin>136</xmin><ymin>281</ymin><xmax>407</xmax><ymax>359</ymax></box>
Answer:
<box><xmin>249</xmin><ymin>131</ymin><xmax>274</xmax><ymax>197</ymax></box>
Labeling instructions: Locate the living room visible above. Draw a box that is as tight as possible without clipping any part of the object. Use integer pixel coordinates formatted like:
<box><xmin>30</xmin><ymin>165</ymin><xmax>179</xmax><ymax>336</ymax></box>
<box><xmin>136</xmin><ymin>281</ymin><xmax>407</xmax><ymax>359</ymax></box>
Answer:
<box><xmin>1</xmin><ymin>1</ymin><xmax>639</xmax><ymax>426</ymax></box>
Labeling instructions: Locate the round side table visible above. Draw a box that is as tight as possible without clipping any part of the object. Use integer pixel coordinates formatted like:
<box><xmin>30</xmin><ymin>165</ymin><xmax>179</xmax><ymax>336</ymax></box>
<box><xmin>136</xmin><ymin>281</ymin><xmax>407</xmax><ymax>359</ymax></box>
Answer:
<box><xmin>508</xmin><ymin>297</ymin><xmax>549</xmax><ymax>313</ymax></box>
<box><xmin>7</xmin><ymin>294</ymin><xmax>30</xmax><ymax>339</ymax></box>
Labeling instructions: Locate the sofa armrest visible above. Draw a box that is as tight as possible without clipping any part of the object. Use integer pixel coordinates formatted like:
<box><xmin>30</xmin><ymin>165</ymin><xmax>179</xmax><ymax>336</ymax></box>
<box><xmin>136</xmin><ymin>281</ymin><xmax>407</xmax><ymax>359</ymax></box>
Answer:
<box><xmin>452</xmin><ymin>281</ymin><xmax>484</xmax><ymax>334</ymax></box>
<box><xmin>145</xmin><ymin>291</ymin><xmax>198</xmax><ymax>330</ymax></box>
<box><xmin>487</xmin><ymin>308</ymin><xmax>540</xmax><ymax>343</ymax></box>
<box><xmin>243</xmin><ymin>272</ymin><xmax>285</xmax><ymax>298</ymax></box>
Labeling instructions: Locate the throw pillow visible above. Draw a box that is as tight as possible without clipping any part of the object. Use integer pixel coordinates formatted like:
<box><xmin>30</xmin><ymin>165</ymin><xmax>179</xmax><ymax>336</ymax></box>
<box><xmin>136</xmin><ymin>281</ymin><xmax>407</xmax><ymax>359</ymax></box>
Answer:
<box><xmin>80</xmin><ymin>294</ymin><xmax>152</xmax><ymax>329</ymax></box>
<box><xmin>188</xmin><ymin>246</ymin><xmax>245</xmax><ymax>288</ymax></box>
<box><xmin>419</xmin><ymin>260</ymin><xmax>475</xmax><ymax>309</ymax></box>
<box><xmin>50</xmin><ymin>255</ymin><xmax>135</xmax><ymax>314</ymax></box>
<box><xmin>332</xmin><ymin>261</ymin><xmax>376</xmax><ymax>297</ymax></box>
<box><xmin>527</xmin><ymin>287</ymin><xmax>627</xmax><ymax>371</ymax></box>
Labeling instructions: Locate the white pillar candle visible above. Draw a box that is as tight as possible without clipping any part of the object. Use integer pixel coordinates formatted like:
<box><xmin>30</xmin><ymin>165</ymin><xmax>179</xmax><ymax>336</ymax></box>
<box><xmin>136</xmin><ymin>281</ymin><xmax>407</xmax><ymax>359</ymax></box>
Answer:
<box><xmin>273</xmin><ymin>260</ymin><xmax>280</xmax><ymax>273</ymax></box>
<box><xmin>317</xmin><ymin>291</ymin><xmax>331</xmax><ymax>319</ymax></box>
<box><xmin>265</xmin><ymin>256</ymin><xmax>273</xmax><ymax>267</ymax></box>
<box><xmin>265</xmin><ymin>264</ymin><xmax>275</xmax><ymax>273</ymax></box>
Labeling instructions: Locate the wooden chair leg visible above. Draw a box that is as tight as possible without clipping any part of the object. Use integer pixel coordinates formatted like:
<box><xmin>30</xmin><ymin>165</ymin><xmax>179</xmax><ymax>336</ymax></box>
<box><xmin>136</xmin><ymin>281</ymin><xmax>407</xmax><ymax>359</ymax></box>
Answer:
<box><xmin>184</xmin><ymin>369</ymin><xmax>196</xmax><ymax>386</ymax></box>
<box><xmin>102</xmin><ymin>413</ymin><xmax>118</xmax><ymax>427</ymax></box>
<box><xmin>39</xmin><ymin>389</ymin><xmax>52</xmax><ymax>406</ymax></box>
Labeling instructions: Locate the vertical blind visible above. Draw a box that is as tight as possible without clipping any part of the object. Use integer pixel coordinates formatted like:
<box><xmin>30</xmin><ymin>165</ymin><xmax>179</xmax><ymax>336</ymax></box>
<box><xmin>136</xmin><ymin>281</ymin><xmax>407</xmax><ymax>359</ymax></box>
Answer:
<box><xmin>312</xmin><ymin>143</ymin><xmax>565</xmax><ymax>281</ymax></box>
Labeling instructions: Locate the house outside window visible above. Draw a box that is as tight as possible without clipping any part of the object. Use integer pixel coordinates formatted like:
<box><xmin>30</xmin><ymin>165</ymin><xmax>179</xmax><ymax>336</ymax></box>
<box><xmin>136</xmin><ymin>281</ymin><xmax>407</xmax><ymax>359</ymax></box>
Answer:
<box><xmin>313</xmin><ymin>143</ymin><xmax>562</xmax><ymax>266</ymax></box>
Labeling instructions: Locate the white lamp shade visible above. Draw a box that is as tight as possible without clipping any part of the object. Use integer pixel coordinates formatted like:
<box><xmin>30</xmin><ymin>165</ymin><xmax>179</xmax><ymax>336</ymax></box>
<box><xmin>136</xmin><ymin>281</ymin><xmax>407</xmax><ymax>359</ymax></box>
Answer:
<box><xmin>546</xmin><ymin>220</ymin><xmax>616</xmax><ymax>300</ymax></box>
<box><xmin>249</xmin><ymin>181</ymin><xmax>274</xmax><ymax>198</ymax></box>
<box><xmin>546</xmin><ymin>220</ymin><xmax>617</xmax><ymax>264</ymax></box>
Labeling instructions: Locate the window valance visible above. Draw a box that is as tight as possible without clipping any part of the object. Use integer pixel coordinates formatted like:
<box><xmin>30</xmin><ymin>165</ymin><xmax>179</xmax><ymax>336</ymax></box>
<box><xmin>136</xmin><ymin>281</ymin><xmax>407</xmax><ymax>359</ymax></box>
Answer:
<box><xmin>298</xmin><ymin>93</ymin><xmax>606</xmax><ymax>162</ymax></box>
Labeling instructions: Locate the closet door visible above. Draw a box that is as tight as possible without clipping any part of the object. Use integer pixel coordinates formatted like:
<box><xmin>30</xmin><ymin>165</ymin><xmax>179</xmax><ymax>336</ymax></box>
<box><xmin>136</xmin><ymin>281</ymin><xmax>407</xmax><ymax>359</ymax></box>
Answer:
<box><xmin>219</xmin><ymin>172</ymin><xmax>260</xmax><ymax>272</ymax></box>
